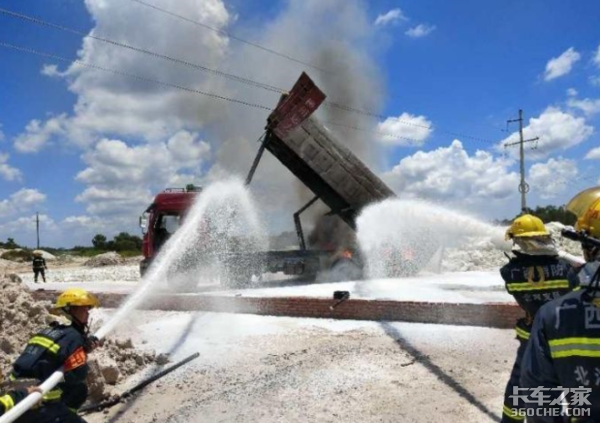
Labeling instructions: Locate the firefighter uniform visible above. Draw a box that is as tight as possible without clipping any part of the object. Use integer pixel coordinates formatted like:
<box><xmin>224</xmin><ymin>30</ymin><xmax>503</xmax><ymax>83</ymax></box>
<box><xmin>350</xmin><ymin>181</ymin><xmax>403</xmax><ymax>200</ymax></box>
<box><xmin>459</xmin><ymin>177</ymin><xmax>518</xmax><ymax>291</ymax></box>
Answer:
<box><xmin>1</xmin><ymin>288</ymin><xmax>99</xmax><ymax>423</ymax></box>
<box><xmin>10</xmin><ymin>323</ymin><xmax>90</xmax><ymax>422</ymax></box>
<box><xmin>0</xmin><ymin>390</ymin><xmax>26</xmax><ymax>417</ymax></box>
<box><xmin>32</xmin><ymin>253</ymin><xmax>47</xmax><ymax>283</ymax></box>
<box><xmin>500</xmin><ymin>251</ymin><xmax>577</xmax><ymax>422</ymax></box>
<box><xmin>520</xmin><ymin>286</ymin><xmax>600</xmax><ymax>422</ymax></box>
<box><xmin>519</xmin><ymin>186</ymin><xmax>600</xmax><ymax>422</ymax></box>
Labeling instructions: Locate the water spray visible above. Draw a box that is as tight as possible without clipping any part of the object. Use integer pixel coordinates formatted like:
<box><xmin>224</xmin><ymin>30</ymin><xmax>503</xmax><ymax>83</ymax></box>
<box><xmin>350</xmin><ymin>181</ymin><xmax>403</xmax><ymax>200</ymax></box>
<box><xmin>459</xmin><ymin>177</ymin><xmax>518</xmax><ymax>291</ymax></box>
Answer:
<box><xmin>0</xmin><ymin>179</ymin><xmax>266</xmax><ymax>423</ymax></box>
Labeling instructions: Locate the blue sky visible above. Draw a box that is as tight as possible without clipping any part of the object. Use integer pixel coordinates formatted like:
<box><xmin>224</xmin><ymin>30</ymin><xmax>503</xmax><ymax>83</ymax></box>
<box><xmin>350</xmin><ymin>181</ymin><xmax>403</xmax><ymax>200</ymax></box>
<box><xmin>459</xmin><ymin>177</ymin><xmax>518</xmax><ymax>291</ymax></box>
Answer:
<box><xmin>0</xmin><ymin>0</ymin><xmax>599</xmax><ymax>247</ymax></box>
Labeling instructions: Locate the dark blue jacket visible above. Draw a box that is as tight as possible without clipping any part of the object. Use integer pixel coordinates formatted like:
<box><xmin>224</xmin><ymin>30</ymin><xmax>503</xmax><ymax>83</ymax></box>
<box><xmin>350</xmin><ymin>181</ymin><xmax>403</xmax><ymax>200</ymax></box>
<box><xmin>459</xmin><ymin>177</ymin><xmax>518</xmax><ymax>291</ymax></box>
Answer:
<box><xmin>0</xmin><ymin>389</ymin><xmax>26</xmax><ymax>416</ymax></box>
<box><xmin>501</xmin><ymin>251</ymin><xmax>576</xmax><ymax>341</ymax></box>
<box><xmin>520</xmin><ymin>287</ymin><xmax>600</xmax><ymax>422</ymax></box>
<box><xmin>11</xmin><ymin>322</ymin><xmax>90</xmax><ymax>411</ymax></box>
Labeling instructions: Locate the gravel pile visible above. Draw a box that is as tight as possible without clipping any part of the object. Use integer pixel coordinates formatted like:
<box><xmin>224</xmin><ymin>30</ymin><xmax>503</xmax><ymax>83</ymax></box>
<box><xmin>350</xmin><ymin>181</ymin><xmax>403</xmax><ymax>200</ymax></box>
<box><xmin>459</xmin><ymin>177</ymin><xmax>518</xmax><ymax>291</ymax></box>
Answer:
<box><xmin>19</xmin><ymin>265</ymin><xmax>140</xmax><ymax>284</ymax></box>
<box><xmin>85</xmin><ymin>252</ymin><xmax>124</xmax><ymax>267</ymax></box>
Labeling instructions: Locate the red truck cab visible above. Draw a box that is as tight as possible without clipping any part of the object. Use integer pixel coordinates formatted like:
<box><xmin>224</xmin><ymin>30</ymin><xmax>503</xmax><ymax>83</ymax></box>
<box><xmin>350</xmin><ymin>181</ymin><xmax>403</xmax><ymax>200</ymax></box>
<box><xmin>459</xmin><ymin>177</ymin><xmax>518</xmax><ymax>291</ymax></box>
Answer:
<box><xmin>139</xmin><ymin>185</ymin><xmax>201</xmax><ymax>275</ymax></box>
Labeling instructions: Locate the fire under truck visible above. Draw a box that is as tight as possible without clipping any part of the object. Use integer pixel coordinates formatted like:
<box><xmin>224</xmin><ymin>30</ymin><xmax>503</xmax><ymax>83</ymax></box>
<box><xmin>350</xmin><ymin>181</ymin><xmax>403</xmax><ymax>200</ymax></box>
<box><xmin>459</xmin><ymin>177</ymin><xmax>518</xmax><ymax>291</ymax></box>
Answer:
<box><xmin>140</xmin><ymin>73</ymin><xmax>425</xmax><ymax>288</ymax></box>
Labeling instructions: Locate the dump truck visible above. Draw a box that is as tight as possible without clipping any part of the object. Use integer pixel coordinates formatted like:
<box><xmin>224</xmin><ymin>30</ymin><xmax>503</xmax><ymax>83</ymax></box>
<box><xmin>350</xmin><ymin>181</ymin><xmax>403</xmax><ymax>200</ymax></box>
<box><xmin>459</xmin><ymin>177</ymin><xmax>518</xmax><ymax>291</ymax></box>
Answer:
<box><xmin>140</xmin><ymin>73</ymin><xmax>419</xmax><ymax>288</ymax></box>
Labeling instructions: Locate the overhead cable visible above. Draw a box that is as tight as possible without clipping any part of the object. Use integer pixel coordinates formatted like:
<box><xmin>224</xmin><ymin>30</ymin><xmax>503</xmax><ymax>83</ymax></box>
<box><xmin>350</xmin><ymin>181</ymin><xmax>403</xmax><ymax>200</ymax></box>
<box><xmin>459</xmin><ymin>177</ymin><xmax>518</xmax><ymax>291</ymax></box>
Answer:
<box><xmin>128</xmin><ymin>0</ymin><xmax>331</xmax><ymax>74</ymax></box>
<box><xmin>0</xmin><ymin>7</ymin><xmax>283</xmax><ymax>94</ymax></box>
<box><xmin>0</xmin><ymin>41</ymin><xmax>273</xmax><ymax>111</ymax></box>
<box><xmin>0</xmin><ymin>6</ymin><xmax>495</xmax><ymax>145</ymax></box>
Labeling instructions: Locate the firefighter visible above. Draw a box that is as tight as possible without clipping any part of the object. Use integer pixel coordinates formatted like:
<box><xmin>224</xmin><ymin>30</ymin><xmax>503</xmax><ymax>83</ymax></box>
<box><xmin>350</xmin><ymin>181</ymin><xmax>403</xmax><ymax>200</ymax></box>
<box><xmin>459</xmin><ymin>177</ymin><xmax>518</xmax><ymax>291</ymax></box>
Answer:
<box><xmin>520</xmin><ymin>186</ymin><xmax>600</xmax><ymax>422</ymax></box>
<box><xmin>3</xmin><ymin>288</ymin><xmax>101</xmax><ymax>423</ymax></box>
<box><xmin>500</xmin><ymin>214</ymin><xmax>577</xmax><ymax>423</ymax></box>
<box><xmin>0</xmin><ymin>387</ymin><xmax>39</xmax><ymax>417</ymax></box>
<box><xmin>32</xmin><ymin>251</ymin><xmax>47</xmax><ymax>283</ymax></box>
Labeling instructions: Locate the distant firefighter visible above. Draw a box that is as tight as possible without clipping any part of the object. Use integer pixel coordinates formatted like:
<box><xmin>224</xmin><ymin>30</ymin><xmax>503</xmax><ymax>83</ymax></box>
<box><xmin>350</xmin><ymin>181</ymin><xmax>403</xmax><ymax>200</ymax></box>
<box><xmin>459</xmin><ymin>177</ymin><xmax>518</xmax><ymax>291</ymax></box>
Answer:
<box><xmin>32</xmin><ymin>250</ymin><xmax>48</xmax><ymax>283</ymax></box>
<box><xmin>500</xmin><ymin>214</ymin><xmax>578</xmax><ymax>423</ymax></box>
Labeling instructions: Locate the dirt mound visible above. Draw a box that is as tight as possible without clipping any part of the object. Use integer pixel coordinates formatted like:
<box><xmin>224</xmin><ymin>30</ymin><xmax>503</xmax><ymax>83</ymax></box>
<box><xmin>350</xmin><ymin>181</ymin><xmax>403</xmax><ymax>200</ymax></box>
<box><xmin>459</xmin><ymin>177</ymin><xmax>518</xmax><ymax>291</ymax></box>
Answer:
<box><xmin>34</xmin><ymin>250</ymin><xmax>57</xmax><ymax>261</ymax></box>
<box><xmin>0</xmin><ymin>258</ymin><xmax>20</xmax><ymax>272</ymax></box>
<box><xmin>84</xmin><ymin>252</ymin><xmax>124</xmax><ymax>267</ymax></box>
<box><xmin>0</xmin><ymin>273</ymin><xmax>167</xmax><ymax>404</ymax></box>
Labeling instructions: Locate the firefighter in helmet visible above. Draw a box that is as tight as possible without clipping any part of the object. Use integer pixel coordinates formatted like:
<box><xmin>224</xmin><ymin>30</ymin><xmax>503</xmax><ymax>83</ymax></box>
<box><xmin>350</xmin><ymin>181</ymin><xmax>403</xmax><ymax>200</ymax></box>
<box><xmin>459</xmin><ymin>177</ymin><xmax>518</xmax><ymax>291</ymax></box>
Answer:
<box><xmin>500</xmin><ymin>214</ymin><xmax>578</xmax><ymax>423</ymax></box>
<box><xmin>520</xmin><ymin>187</ymin><xmax>600</xmax><ymax>422</ymax></box>
<box><xmin>32</xmin><ymin>251</ymin><xmax>48</xmax><ymax>283</ymax></box>
<box><xmin>1</xmin><ymin>288</ymin><xmax>101</xmax><ymax>422</ymax></box>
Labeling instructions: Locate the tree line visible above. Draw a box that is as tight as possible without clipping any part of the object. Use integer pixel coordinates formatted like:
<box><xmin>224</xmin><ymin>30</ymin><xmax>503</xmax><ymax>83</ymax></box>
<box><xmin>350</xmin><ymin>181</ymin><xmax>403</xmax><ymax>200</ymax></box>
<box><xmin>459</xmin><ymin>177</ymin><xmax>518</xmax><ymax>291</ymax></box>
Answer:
<box><xmin>89</xmin><ymin>232</ymin><xmax>143</xmax><ymax>252</ymax></box>
<box><xmin>494</xmin><ymin>205</ymin><xmax>577</xmax><ymax>226</ymax></box>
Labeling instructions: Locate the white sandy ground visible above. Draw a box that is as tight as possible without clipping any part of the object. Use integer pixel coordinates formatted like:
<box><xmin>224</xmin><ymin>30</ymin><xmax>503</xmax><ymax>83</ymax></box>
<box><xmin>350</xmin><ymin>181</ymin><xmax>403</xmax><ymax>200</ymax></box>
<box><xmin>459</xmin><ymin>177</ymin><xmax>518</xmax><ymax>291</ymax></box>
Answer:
<box><xmin>85</xmin><ymin>310</ymin><xmax>515</xmax><ymax>423</ymax></box>
<box><xmin>20</xmin><ymin>265</ymin><xmax>514</xmax><ymax>304</ymax></box>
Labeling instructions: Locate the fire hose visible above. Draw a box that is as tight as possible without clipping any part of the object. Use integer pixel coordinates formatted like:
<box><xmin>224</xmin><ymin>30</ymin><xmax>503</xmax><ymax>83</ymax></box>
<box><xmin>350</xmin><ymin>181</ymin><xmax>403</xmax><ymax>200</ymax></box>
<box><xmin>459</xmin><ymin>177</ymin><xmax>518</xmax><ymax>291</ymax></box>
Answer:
<box><xmin>0</xmin><ymin>351</ymin><xmax>200</xmax><ymax>422</ymax></box>
<box><xmin>80</xmin><ymin>352</ymin><xmax>200</xmax><ymax>414</ymax></box>
<box><xmin>330</xmin><ymin>291</ymin><xmax>350</xmax><ymax>311</ymax></box>
<box><xmin>0</xmin><ymin>365</ymin><xmax>67</xmax><ymax>423</ymax></box>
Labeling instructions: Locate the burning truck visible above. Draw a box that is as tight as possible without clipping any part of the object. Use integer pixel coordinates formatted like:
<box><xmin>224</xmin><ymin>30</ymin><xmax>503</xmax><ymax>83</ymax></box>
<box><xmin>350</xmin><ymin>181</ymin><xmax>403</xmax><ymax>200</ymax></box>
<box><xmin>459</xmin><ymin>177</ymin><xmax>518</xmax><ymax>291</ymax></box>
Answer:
<box><xmin>139</xmin><ymin>73</ymin><xmax>434</xmax><ymax>289</ymax></box>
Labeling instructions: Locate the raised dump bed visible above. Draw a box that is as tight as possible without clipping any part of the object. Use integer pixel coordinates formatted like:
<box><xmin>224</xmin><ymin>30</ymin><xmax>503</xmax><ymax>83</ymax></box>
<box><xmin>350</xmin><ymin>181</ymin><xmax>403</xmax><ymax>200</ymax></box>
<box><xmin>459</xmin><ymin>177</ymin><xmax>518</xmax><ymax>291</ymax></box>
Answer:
<box><xmin>263</xmin><ymin>73</ymin><xmax>395</xmax><ymax>228</ymax></box>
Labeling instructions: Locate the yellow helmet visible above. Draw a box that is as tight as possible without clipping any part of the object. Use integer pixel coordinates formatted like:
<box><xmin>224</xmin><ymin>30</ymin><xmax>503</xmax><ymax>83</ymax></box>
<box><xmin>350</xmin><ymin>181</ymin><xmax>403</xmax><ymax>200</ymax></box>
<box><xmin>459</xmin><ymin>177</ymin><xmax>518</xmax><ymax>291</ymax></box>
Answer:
<box><xmin>567</xmin><ymin>186</ymin><xmax>600</xmax><ymax>238</ymax></box>
<box><xmin>505</xmin><ymin>214</ymin><xmax>548</xmax><ymax>240</ymax></box>
<box><xmin>54</xmin><ymin>288</ymin><xmax>99</xmax><ymax>309</ymax></box>
<box><xmin>33</xmin><ymin>250</ymin><xmax>43</xmax><ymax>257</ymax></box>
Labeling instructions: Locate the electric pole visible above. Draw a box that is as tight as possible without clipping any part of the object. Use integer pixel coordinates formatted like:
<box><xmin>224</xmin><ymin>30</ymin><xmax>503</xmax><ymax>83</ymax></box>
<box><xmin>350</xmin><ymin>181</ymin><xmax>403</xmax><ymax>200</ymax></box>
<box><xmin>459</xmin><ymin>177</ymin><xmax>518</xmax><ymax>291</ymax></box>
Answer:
<box><xmin>36</xmin><ymin>212</ymin><xmax>40</xmax><ymax>249</ymax></box>
<box><xmin>505</xmin><ymin>109</ymin><xmax>539</xmax><ymax>214</ymax></box>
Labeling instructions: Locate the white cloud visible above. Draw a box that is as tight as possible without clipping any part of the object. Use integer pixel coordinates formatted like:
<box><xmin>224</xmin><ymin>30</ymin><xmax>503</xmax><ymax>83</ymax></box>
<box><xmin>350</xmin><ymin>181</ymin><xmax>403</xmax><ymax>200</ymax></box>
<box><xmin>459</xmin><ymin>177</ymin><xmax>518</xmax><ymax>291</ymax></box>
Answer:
<box><xmin>567</xmin><ymin>97</ymin><xmax>600</xmax><ymax>116</ymax></box>
<box><xmin>383</xmin><ymin>140</ymin><xmax>519</xmax><ymax>202</ymax></box>
<box><xmin>586</xmin><ymin>147</ymin><xmax>600</xmax><ymax>160</ymax></box>
<box><xmin>376</xmin><ymin>113</ymin><xmax>432</xmax><ymax>146</ymax></box>
<box><xmin>528</xmin><ymin>157</ymin><xmax>578</xmax><ymax>199</ymax></box>
<box><xmin>405</xmin><ymin>24</ymin><xmax>436</xmax><ymax>38</ymax></box>
<box><xmin>543</xmin><ymin>47</ymin><xmax>580</xmax><ymax>81</ymax></box>
<box><xmin>0</xmin><ymin>152</ymin><xmax>22</xmax><ymax>182</ymax></box>
<box><xmin>566</xmin><ymin>88</ymin><xmax>578</xmax><ymax>97</ymax></box>
<box><xmin>41</xmin><ymin>64</ymin><xmax>63</xmax><ymax>78</ymax></box>
<box><xmin>0</xmin><ymin>188</ymin><xmax>46</xmax><ymax>218</ymax></box>
<box><xmin>14</xmin><ymin>114</ymin><xmax>67</xmax><ymax>153</ymax></box>
<box><xmin>75</xmin><ymin>132</ymin><xmax>210</xmax><ymax>216</ymax></box>
<box><xmin>13</xmin><ymin>0</ymin><xmax>231</xmax><ymax>149</ymax></box>
<box><xmin>374</xmin><ymin>8</ymin><xmax>407</xmax><ymax>26</ymax></box>
<box><xmin>0</xmin><ymin>214</ymin><xmax>58</xmax><ymax>245</ymax></box>
<box><xmin>75</xmin><ymin>186</ymin><xmax>152</xmax><ymax>217</ymax></box>
<box><xmin>497</xmin><ymin>107</ymin><xmax>593</xmax><ymax>159</ymax></box>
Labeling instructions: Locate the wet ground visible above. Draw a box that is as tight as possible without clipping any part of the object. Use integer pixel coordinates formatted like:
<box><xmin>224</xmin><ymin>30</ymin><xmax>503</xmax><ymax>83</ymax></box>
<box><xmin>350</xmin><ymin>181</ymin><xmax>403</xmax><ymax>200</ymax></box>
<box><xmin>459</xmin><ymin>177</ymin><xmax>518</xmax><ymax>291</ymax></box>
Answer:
<box><xmin>86</xmin><ymin>310</ymin><xmax>514</xmax><ymax>423</ymax></box>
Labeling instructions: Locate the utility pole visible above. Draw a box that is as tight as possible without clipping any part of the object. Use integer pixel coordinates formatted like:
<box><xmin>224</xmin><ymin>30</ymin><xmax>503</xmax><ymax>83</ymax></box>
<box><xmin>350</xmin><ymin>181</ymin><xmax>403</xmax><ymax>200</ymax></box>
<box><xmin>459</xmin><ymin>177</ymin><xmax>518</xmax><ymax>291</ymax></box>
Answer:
<box><xmin>505</xmin><ymin>109</ymin><xmax>539</xmax><ymax>214</ymax></box>
<box><xmin>36</xmin><ymin>212</ymin><xmax>40</xmax><ymax>249</ymax></box>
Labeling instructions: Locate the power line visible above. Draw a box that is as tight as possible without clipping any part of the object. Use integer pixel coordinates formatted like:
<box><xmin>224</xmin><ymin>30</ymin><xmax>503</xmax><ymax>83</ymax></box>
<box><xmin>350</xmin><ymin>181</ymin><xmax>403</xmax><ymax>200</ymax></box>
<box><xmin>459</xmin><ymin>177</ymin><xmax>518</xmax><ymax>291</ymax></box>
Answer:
<box><xmin>324</xmin><ymin>121</ymin><xmax>424</xmax><ymax>146</ymax></box>
<box><xmin>128</xmin><ymin>0</ymin><xmax>331</xmax><ymax>75</ymax></box>
<box><xmin>0</xmin><ymin>7</ymin><xmax>283</xmax><ymax>94</ymax></box>
<box><xmin>2</xmin><ymin>41</ymin><xmax>428</xmax><ymax>145</ymax></box>
<box><xmin>0</xmin><ymin>41</ymin><xmax>273</xmax><ymax>111</ymax></box>
<box><xmin>325</xmin><ymin>102</ymin><xmax>495</xmax><ymax>144</ymax></box>
<box><xmin>0</xmin><ymin>6</ymin><xmax>496</xmax><ymax>146</ymax></box>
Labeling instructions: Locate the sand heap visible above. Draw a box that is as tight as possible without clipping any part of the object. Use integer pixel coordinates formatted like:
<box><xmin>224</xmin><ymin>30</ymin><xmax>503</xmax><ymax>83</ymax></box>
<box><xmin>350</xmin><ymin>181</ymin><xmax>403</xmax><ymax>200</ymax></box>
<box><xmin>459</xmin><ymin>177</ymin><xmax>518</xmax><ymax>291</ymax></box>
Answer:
<box><xmin>84</xmin><ymin>252</ymin><xmax>124</xmax><ymax>267</ymax></box>
<box><xmin>0</xmin><ymin>273</ymin><xmax>168</xmax><ymax>404</ymax></box>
